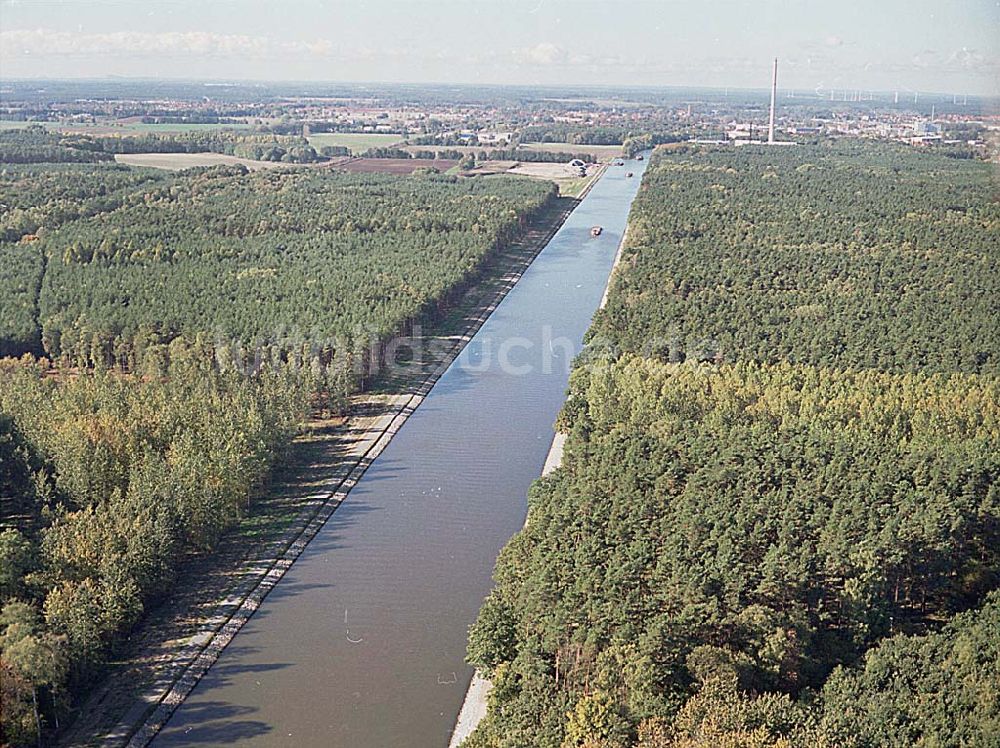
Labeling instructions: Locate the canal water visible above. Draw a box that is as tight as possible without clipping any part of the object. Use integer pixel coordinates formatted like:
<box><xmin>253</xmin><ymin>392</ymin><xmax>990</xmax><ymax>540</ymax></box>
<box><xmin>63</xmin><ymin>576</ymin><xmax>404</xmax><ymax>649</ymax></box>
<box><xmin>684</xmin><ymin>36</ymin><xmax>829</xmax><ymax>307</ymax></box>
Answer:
<box><xmin>153</xmin><ymin>154</ymin><xmax>649</xmax><ymax>747</ymax></box>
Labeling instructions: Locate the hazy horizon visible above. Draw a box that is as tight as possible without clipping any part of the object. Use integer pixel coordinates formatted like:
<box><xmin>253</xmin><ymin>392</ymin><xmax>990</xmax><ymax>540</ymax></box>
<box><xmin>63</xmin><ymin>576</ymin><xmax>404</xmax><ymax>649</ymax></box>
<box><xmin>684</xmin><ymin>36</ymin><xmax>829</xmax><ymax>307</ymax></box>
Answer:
<box><xmin>1</xmin><ymin>73</ymin><xmax>996</xmax><ymax>96</ymax></box>
<box><xmin>1</xmin><ymin>0</ymin><xmax>997</xmax><ymax>96</ymax></box>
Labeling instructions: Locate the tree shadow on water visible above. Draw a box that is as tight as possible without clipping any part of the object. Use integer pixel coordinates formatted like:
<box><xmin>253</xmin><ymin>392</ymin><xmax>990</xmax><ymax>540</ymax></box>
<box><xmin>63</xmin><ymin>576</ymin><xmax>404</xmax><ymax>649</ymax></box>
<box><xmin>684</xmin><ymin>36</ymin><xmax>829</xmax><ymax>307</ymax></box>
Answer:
<box><xmin>155</xmin><ymin>701</ymin><xmax>272</xmax><ymax>745</ymax></box>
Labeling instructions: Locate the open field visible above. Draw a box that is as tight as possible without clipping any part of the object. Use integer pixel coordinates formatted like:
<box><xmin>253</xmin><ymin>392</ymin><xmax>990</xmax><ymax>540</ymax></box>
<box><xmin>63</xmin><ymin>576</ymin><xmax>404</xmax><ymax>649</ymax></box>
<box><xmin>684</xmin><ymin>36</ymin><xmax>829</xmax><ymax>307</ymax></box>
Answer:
<box><xmin>467</xmin><ymin>160</ymin><xmax>521</xmax><ymax>175</ymax></box>
<box><xmin>115</xmin><ymin>122</ymin><xmax>254</xmax><ymax>132</ymax></box>
<box><xmin>0</xmin><ymin>120</ymin><xmax>37</xmax><ymax>130</ymax></box>
<box><xmin>307</xmin><ymin>132</ymin><xmax>403</xmax><ymax>153</ymax></box>
<box><xmin>507</xmin><ymin>161</ymin><xmax>592</xmax><ymax>179</ymax></box>
<box><xmin>470</xmin><ymin>160</ymin><xmax>605</xmax><ymax>197</ymax></box>
<box><xmin>336</xmin><ymin>157</ymin><xmax>459</xmax><ymax>174</ymax></box>
<box><xmin>471</xmin><ymin>160</ymin><xmax>588</xmax><ymax>180</ymax></box>
<box><xmin>114</xmin><ymin>152</ymin><xmax>290</xmax><ymax>170</ymax></box>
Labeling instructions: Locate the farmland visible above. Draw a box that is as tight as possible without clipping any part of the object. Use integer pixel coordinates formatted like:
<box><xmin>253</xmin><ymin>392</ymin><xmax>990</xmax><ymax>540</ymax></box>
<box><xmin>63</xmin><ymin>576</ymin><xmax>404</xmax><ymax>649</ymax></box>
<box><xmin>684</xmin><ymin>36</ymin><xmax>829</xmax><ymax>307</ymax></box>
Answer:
<box><xmin>403</xmin><ymin>144</ymin><xmax>493</xmax><ymax>157</ymax></box>
<box><xmin>307</xmin><ymin>131</ymin><xmax>404</xmax><ymax>153</ymax></box>
<box><xmin>336</xmin><ymin>157</ymin><xmax>459</xmax><ymax>174</ymax></box>
<box><xmin>113</xmin><ymin>152</ymin><xmax>296</xmax><ymax>170</ymax></box>
<box><xmin>469</xmin><ymin>160</ymin><xmax>604</xmax><ymax>197</ymax></box>
<box><xmin>81</xmin><ymin>121</ymin><xmax>255</xmax><ymax>134</ymax></box>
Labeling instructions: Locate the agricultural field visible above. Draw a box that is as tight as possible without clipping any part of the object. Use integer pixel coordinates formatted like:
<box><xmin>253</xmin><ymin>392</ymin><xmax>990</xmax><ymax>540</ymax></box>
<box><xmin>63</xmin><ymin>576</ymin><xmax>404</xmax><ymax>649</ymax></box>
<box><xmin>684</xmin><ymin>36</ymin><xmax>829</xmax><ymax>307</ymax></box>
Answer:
<box><xmin>307</xmin><ymin>131</ymin><xmax>403</xmax><ymax>153</ymax></box>
<box><xmin>113</xmin><ymin>152</ymin><xmax>294</xmax><ymax>170</ymax></box>
<box><xmin>0</xmin><ymin>120</ymin><xmax>38</xmax><ymax>130</ymax></box>
<box><xmin>111</xmin><ymin>121</ymin><xmax>255</xmax><ymax>132</ymax></box>
<box><xmin>336</xmin><ymin>157</ymin><xmax>459</xmax><ymax>174</ymax></box>
<box><xmin>469</xmin><ymin>160</ymin><xmax>603</xmax><ymax>197</ymax></box>
<box><xmin>507</xmin><ymin>161</ymin><xmax>593</xmax><ymax>180</ymax></box>
<box><xmin>70</xmin><ymin>121</ymin><xmax>254</xmax><ymax>135</ymax></box>
<box><xmin>470</xmin><ymin>161</ymin><xmax>586</xmax><ymax>179</ymax></box>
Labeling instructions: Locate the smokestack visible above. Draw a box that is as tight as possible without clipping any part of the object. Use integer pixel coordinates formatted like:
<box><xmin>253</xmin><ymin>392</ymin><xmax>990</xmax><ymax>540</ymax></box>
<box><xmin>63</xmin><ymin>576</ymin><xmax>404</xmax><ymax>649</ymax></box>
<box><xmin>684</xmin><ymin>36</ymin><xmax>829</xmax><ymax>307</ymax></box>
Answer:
<box><xmin>768</xmin><ymin>57</ymin><xmax>777</xmax><ymax>144</ymax></box>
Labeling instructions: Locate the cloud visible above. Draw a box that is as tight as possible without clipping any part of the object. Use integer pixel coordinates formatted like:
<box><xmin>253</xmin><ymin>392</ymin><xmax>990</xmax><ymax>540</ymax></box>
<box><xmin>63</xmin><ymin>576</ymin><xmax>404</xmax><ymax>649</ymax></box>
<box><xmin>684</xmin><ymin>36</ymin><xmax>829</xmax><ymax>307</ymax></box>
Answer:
<box><xmin>945</xmin><ymin>47</ymin><xmax>988</xmax><ymax>70</ymax></box>
<box><xmin>512</xmin><ymin>42</ymin><xmax>567</xmax><ymax>66</ymax></box>
<box><xmin>907</xmin><ymin>46</ymin><xmax>995</xmax><ymax>74</ymax></box>
<box><xmin>0</xmin><ymin>29</ymin><xmax>335</xmax><ymax>59</ymax></box>
<box><xmin>910</xmin><ymin>48</ymin><xmax>940</xmax><ymax>68</ymax></box>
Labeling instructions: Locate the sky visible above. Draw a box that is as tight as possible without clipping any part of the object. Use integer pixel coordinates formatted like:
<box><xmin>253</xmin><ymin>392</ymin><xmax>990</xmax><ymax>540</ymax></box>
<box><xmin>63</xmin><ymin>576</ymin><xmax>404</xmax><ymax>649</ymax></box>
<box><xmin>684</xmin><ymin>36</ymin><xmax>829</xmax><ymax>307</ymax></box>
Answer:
<box><xmin>0</xmin><ymin>0</ymin><xmax>997</xmax><ymax>95</ymax></box>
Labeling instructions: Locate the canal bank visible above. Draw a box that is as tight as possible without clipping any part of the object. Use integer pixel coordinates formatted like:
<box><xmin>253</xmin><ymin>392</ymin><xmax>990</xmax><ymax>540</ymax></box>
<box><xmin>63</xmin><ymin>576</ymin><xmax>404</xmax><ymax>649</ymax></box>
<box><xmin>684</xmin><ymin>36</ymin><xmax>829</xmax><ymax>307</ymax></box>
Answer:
<box><xmin>448</xmin><ymin>192</ymin><xmax>636</xmax><ymax>748</ymax></box>
<box><xmin>71</xmin><ymin>188</ymin><xmax>579</xmax><ymax>748</ymax></box>
<box><xmin>151</xmin><ymin>154</ymin><xmax>649</xmax><ymax>748</ymax></box>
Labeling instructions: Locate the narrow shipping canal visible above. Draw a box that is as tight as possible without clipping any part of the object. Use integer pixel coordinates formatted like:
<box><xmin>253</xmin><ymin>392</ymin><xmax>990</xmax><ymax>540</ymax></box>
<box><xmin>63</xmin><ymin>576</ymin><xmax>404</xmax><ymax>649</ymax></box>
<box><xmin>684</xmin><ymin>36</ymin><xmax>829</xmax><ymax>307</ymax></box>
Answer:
<box><xmin>153</xmin><ymin>154</ymin><xmax>649</xmax><ymax>747</ymax></box>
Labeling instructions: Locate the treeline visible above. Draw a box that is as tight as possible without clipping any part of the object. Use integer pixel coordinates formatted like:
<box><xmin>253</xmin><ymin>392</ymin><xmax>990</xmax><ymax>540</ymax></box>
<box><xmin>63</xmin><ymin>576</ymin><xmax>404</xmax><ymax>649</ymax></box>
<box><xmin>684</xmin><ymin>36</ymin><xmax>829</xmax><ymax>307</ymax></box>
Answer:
<box><xmin>359</xmin><ymin>147</ymin><xmax>455</xmax><ymax>160</ymax></box>
<box><xmin>0</xmin><ymin>128</ymin><xmax>114</xmax><ymax>164</ymax></box>
<box><xmin>518</xmin><ymin>124</ymin><xmax>628</xmax><ymax>145</ymax></box>
<box><xmin>407</xmin><ymin>133</ymin><xmax>485</xmax><ymax>147</ymax></box>
<box><xmin>621</xmin><ymin>133</ymin><xmax>685</xmax><ymax>157</ymax></box>
<box><xmin>0</xmin><ymin>126</ymin><xmax>323</xmax><ymax>164</ymax></box>
<box><xmin>479</xmin><ymin>148</ymin><xmax>598</xmax><ymax>164</ymax></box>
<box><xmin>517</xmin><ymin>124</ymin><xmax>686</xmax><ymax>156</ymax></box>
<box><xmin>464</xmin><ymin>140</ymin><xmax>1000</xmax><ymax>746</ymax></box>
<box><xmin>94</xmin><ymin>130</ymin><xmax>320</xmax><ymax>163</ymax></box>
<box><xmin>362</xmin><ymin>147</ymin><xmax>596</xmax><ymax>164</ymax></box>
<box><xmin>0</xmin><ymin>346</ymin><xmax>309</xmax><ymax>745</ymax></box>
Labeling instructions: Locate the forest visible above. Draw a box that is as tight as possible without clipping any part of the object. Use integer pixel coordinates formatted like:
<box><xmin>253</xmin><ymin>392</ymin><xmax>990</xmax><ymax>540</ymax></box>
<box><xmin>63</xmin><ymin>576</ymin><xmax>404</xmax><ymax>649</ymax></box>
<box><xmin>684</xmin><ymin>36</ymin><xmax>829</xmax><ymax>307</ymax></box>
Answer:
<box><xmin>0</xmin><ymin>160</ymin><xmax>554</xmax><ymax>373</ymax></box>
<box><xmin>478</xmin><ymin>148</ymin><xmax>602</xmax><ymax>164</ymax></box>
<box><xmin>0</xmin><ymin>349</ymin><xmax>309</xmax><ymax>745</ymax></box>
<box><xmin>369</xmin><ymin>145</ymin><xmax>602</xmax><ymax>164</ymax></box>
<box><xmin>464</xmin><ymin>141</ymin><xmax>1000</xmax><ymax>747</ymax></box>
<box><xmin>599</xmin><ymin>141</ymin><xmax>999</xmax><ymax>374</ymax></box>
<box><xmin>0</xmin><ymin>149</ymin><xmax>555</xmax><ymax>744</ymax></box>
<box><xmin>512</xmin><ymin>124</ymin><xmax>686</xmax><ymax>157</ymax></box>
<box><xmin>0</xmin><ymin>126</ymin><xmax>323</xmax><ymax>164</ymax></box>
<box><xmin>517</xmin><ymin>125</ymin><xmax>630</xmax><ymax>145</ymax></box>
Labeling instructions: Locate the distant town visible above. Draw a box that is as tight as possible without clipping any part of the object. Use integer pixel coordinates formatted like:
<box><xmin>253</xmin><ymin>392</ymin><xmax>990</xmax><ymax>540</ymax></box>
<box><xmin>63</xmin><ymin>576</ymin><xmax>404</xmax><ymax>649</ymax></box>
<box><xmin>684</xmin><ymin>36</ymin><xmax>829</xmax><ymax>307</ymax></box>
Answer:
<box><xmin>1</xmin><ymin>78</ymin><xmax>995</xmax><ymax>160</ymax></box>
